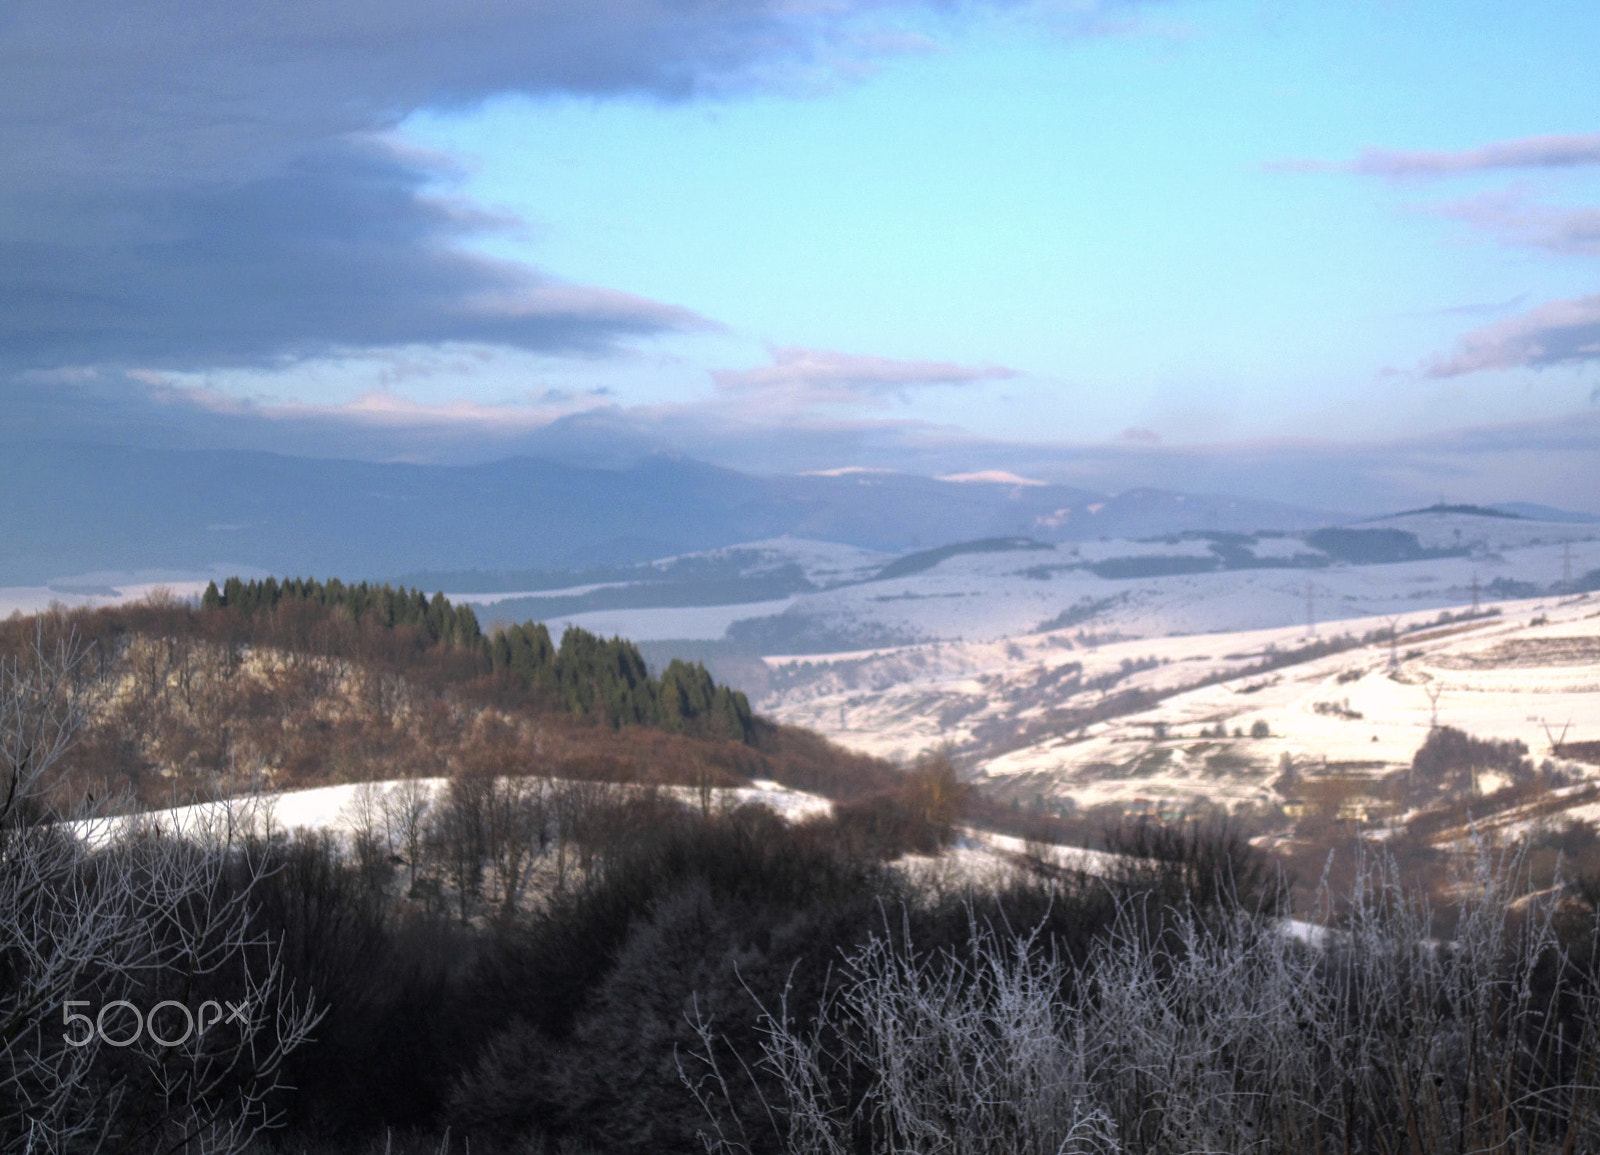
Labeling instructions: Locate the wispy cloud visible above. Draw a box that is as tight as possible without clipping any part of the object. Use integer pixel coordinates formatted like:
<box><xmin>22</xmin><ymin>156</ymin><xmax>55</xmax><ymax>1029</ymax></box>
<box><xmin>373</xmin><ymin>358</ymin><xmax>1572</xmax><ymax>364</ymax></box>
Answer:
<box><xmin>1434</xmin><ymin>294</ymin><xmax>1529</xmax><ymax>318</ymax></box>
<box><xmin>1277</xmin><ymin>132</ymin><xmax>1600</xmax><ymax>178</ymax></box>
<box><xmin>711</xmin><ymin>346</ymin><xmax>1018</xmax><ymax>410</ymax></box>
<box><xmin>1426</xmin><ymin>294</ymin><xmax>1600</xmax><ymax>376</ymax></box>
<box><xmin>1289</xmin><ymin>131</ymin><xmax>1600</xmax><ymax>377</ymax></box>
<box><xmin>1431</xmin><ymin>190</ymin><xmax>1600</xmax><ymax>256</ymax></box>
<box><xmin>192</xmin><ymin>387</ymin><xmax>615</xmax><ymax>430</ymax></box>
<box><xmin>936</xmin><ymin>470</ymin><xmax>1045</xmax><ymax>485</ymax></box>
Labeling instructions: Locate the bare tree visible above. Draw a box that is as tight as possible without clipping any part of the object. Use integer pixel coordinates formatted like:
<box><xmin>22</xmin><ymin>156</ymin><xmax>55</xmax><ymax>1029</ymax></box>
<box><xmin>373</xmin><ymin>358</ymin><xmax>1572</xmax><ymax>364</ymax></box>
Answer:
<box><xmin>380</xmin><ymin>774</ymin><xmax>434</xmax><ymax>891</ymax></box>
<box><xmin>0</xmin><ymin>627</ymin><xmax>324</xmax><ymax>1153</ymax></box>
<box><xmin>342</xmin><ymin>779</ymin><xmax>394</xmax><ymax>888</ymax></box>
<box><xmin>549</xmin><ymin>779</ymin><xmax>621</xmax><ymax>891</ymax></box>
<box><xmin>484</xmin><ymin>774</ymin><xmax>549</xmax><ymax>921</ymax></box>
<box><xmin>432</xmin><ymin>772</ymin><xmax>490</xmax><ymax>921</ymax></box>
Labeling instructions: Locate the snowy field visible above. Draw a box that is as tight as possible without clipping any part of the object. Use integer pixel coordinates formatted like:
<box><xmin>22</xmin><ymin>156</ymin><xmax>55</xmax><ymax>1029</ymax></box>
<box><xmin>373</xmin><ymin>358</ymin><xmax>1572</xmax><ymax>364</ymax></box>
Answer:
<box><xmin>82</xmin><ymin>776</ymin><xmax>834</xmax><ymax>848</ymax></box>
<box><xmin>439</xmin><ymin>512</ymin><xmax>1600</xmax><ymax>657</ymax></box>
<box><xmin>747</xmin><ymin>516</ymin><xmax>1600</xmax><ymax>649</ymax></box>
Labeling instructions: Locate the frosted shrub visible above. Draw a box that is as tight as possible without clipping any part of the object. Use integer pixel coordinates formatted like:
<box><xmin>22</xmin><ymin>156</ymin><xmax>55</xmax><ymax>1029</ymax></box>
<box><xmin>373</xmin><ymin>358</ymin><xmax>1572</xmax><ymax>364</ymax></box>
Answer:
<box><xmin>687</xmin><ymin>846</ymin><xmax>1600</xmax><ymax>1155</ymax></box>
<box><xmin>1315</xmin><ymin>845</ymin><xmax>1598</xmax><ymax>1155</ymax></box>
<box><xmin>685</xmin><ymin>913</ymin><xmax>1116</xmax><ymax>1155</ymax></box>
<box><xmin>1085</xmin><ymin>901</ymin><xmax>1327</xmax><ymax>1153</ymax></box>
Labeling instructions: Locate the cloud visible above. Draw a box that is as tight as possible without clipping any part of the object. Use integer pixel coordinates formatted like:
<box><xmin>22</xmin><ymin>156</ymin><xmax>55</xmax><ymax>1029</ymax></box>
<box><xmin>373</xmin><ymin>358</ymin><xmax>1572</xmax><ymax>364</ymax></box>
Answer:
<box><xmin>1432</xmin><ymin>191</ymin><xmax>1600</xmax><ymax>257</ymax></box>
<box><xmin>0</xmin><ymin>146</ymin><xmax>710</xmax><ymax>372</ymax></box>
<box><xmin>1426</xmin><ymin>295</ymin><xmax>1600</xmax><ymax>376</ymax></box>
<box><xmin>0</xmin><ymin>362</ymin><xmax>645</xmax><ymax>468</ymax></box>
<box><xmin>0</xmin><ymin>339</ymin><xmax>1015</xmax><ymax>466</ymax></box>
<box><xmin>1278</xmin><ymin>133</ymin><xmax>1600</xmax><ymax>179</ymax></box>
<box><xmin>936</xmin><ymin>470</ymin><xmax>1045</xmax><ymax>485</ymax></box>
<box><xmin>1436</xmin><ymin>294</ymin><xmax>1528</xmax><ymax>318</ymax></box>
<box><xmin>1</xmin><ymin>0</ymin><xmax>1147</xmax><ymax>378</ymax></box>
<box><xmin>711</xmin><ymin>346</ymin><xmax>1018</xmax><ymax>409</ymax></box>
<box><xmin>0</xmin><ymin>0</ymin><xmax>938</xmax><ymax>193</ymax></box>
<box><xmin>1283</xmin><ymin>133</ymin><xmax>1600</xmax><ymax>379</ymax></box>
<box><xmin>195</xmin><ymin>387</ymin><xmax>615</xmax><ymax>430</ymax></box>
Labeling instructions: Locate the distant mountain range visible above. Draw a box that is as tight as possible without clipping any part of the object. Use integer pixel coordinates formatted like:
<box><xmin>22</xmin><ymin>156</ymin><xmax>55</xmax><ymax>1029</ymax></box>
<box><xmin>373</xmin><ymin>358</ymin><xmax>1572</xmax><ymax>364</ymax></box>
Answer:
<box><xmin>0</xmin><ymin>440</ymin><xmax>1553</xmax><ymax>586</ymax></box>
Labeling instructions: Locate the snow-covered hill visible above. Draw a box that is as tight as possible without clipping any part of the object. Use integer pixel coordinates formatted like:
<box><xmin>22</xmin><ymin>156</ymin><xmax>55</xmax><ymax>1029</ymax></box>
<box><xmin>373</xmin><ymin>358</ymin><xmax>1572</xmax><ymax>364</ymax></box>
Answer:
<box><xmin>761</xmin><ymin>591</ymin><xmax>1600</xmax><ymax>821</ymax></box>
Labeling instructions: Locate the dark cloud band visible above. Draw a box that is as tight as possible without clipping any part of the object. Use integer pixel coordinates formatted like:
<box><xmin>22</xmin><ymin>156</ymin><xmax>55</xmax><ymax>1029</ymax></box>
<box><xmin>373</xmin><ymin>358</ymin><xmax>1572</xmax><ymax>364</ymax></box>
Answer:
<box><xmin>0</xmin><ymin>147</ymin><xmax>705</xmax><ymax>370</ymax></box>
<box><xmin>0</xmin><ymin>0</ymin><xmax>1018</xmax><ymax>372</ymax></box>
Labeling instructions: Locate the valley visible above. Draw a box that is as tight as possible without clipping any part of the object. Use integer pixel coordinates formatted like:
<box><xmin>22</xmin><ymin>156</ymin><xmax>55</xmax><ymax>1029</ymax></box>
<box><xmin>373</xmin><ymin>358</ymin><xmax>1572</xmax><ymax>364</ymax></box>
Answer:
<box><xmin>8</xmin><ymin>502</ymin><xmax>1598</xmax><ymax>849</ymax></box>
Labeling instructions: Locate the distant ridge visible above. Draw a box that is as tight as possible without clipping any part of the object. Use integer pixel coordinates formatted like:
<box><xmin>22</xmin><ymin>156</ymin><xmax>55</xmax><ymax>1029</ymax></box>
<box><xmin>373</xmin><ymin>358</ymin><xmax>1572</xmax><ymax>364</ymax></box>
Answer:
<box><xmin>1490</xmin><ymin>502</ymin><xmax>1600</xmax><ymax>524</ymax></box>
<box><xmin>1382</xmin><ymin>503</ymin><xmax>1522</xmax><ymax>520</ymax></box>
<box><xmin>1367</xmin><ymin>501</ymin><xmax>1600</xmax><ymax>525</ymax></box>
<box><xmin>0</xmin><ymin>442</ymin><xmax>1338</xmax><ymax>585</ymax></box>
<box><xmin>872</xmin><ymin>537</ymin><xmax>1052</xmax><ymax>581</ymax></box>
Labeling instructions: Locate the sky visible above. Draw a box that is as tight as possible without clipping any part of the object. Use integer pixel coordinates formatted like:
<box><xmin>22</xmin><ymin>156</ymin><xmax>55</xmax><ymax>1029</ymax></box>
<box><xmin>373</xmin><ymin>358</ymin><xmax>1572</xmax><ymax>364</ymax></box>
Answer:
<box><xmin>5</xmin><ymin>0</ymin><xmax>1600</xmax><ymax>510</ymax></box>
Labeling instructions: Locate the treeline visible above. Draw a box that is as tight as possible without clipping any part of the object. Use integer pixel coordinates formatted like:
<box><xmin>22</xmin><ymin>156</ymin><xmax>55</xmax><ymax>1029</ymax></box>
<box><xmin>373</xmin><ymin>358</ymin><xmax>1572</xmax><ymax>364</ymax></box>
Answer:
<box><xmin>490</xmin><ymin>621</ymin><xmax>752</xmax><ymax>740</ymax></box>
<box><xmin>204</xmin><ymin>575</ymin><xmax>485</xmax><ymax>649</ymax></box>
<box><xmin>199</xmin><ymin>575</ymin><xmax>751</xmax><ymax>741</ymax></box>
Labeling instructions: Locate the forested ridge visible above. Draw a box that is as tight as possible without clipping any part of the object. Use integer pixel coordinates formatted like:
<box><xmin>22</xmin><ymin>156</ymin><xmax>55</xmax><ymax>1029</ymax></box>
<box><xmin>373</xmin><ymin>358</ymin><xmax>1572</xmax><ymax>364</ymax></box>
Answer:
<box><xmin>200</xmin><ymin>575</ymin><xmax>753</xmax><ymax>741</ymax></box>
<box><xmin>0</xmin><ymin>607</ymin><xmax>975</xmax><ymax>1154</ymax></box>
<box><xmin>12</xmin><ymin>579</ymin><xmax>902</xmax><ymax>813</ymax></box>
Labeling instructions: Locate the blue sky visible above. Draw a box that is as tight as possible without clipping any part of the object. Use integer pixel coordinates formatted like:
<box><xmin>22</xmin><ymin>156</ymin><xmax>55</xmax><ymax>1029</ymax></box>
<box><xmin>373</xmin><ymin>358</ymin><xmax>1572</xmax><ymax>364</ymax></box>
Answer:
<box><xmin>381</xmin><ymin>0</ymin><xmax>1600</xmax><ymax>446</ymax></box>
<box><xmin>4</xmin><ymin>0</ymin><xmax>1600</xmax><ymax>507</ymax></box>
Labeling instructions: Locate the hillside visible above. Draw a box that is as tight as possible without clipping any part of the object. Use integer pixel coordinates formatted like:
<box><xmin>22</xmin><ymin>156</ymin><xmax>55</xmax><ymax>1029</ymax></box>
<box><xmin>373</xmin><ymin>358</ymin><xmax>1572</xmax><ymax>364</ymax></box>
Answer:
<box><xmin>424</xmin><ymin>508</ymin><xmax>1600</xmax><ymax>659</ymax></box>
<box><xmin>11</xmin><ymin>580</ymin><xmax>909</xmax><ymax>813</ymax></box>
<box><xmin>757</xmin><ymin>585</ymin><xmax>1600</xmax><ymax>882</ymax></box>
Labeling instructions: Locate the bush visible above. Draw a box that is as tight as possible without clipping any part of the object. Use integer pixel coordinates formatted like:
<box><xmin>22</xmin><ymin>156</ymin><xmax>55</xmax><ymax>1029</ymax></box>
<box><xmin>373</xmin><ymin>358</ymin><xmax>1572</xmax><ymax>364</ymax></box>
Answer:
<box><xmin>1103</xmin><ymin>817</ymin><xmax>1281</xmax><ymax>915</ymax></box>
<box><xmin>1408</xmin><ymin>725</ymin><xmax>1534</xmax><ymax>803</ymax></box>
<box><xmin>688</xmin><ymin>844</ymin><xmax>1600</xmax><ymax>1155</ymax></box>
